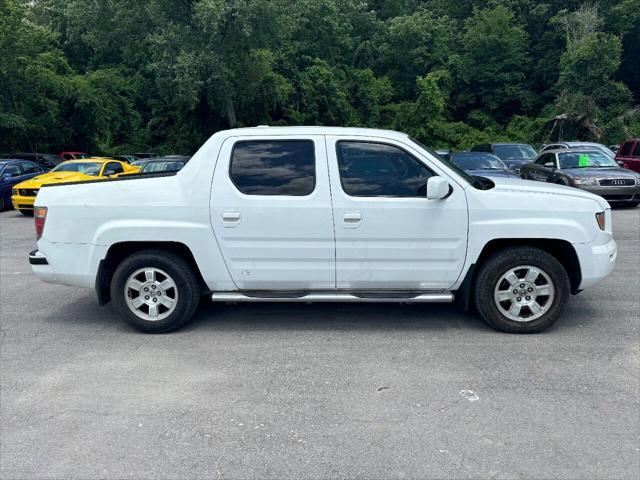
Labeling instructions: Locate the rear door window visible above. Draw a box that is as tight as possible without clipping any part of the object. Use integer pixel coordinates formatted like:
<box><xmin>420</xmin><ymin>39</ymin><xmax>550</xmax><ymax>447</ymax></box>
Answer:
<box><xmin>20</xmin><ymin>162</ymin><xmax>38</xmax><ymax>174</ymax></box>
<box><xmin>230</xmin><ymin>141</ymin><xmax>316</xmax><ymax>196</ymax></box>
<box><xmin>632</xmin><ymin>142</ymin><xmax>640</xmax><ymax>157</ymax></box>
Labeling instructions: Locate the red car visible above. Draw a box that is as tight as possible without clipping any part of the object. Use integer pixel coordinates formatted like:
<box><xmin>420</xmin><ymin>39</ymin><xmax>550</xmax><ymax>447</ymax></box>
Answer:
<box><xmin>59</xmin><ymin>151</ymin><xmax>91</xmax><ymax>161</ymax></box>
<box><xmin>615</xmin><ymin>139</ymin><xmax>640</xmax><ymax>173</ymax></box>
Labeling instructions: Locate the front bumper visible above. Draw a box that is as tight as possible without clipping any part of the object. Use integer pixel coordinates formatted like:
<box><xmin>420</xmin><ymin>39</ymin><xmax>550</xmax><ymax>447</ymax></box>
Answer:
<box><xmin>574</xmin><ymin>238</ymin><xmax>617</xmax><ymax>290</ymax></box>
<box><xmin>11</xmin><ymin>194</ymin><xmax>36</xmax><ymax>210</ymax></box>
<box><xmin>576</xmin><ymin>185</ymin><xmax>640</xmax><ymax>203</ymax></box>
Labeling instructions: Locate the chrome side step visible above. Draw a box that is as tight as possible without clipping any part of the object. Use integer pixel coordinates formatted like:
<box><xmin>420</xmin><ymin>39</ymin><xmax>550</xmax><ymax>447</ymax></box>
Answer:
<box><xmin>210</xmin><ymin>292</ymin><xmax>454</xmax><ymax>303</ymax></box>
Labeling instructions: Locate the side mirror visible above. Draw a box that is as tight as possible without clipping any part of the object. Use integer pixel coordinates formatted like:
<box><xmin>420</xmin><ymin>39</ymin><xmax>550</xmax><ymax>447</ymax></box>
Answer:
<box><xmin>617</xmin><ymin>160</ymin><xmax>625</xmax><ymax>167</ymax></box>
<box><xmin>426</xmin><ymin>176</ymin><xmax>450</xmax><ymax>200</ymax></box>
<box><xmin>544</xmin><ymin>161</ymin><xmax>555</xmax><ymax>168</ymax></box>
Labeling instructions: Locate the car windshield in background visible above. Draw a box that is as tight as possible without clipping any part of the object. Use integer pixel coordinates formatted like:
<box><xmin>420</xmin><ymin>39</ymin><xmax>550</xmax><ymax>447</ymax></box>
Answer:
<box><xmin>558</xmin><ymin>152</ymin><xmax>618</xmax><ymax>169</ymax></box>
<box><xmin>141</xmin><ymin>161</ymin><xmax>185</xmax><ymax>173</ymax></box>
<box><xmin>493</xmin><ymin>145</ymin><xmax>536</xmax><ymax>160</ymax></box>
<box><xmin>452</xmin><ymin>154</ymin><xmax>507</xmax><ymax>170</ymax></box>
<box><xmin>52</xmin><ymin>162</ymin><xmax>102</xmax><ymax>175</ymax></box>
<box><xmin>408</xmin><ymin>138</ymin><xmax>491</xmax><ymax>189</ymax></box>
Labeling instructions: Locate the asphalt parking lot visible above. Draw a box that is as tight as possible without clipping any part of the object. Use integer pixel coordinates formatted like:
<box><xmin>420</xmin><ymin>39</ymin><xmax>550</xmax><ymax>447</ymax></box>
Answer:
<box><xmin>1</xmin><ymin>208</ymin><xmax>639</xmax><ymax>479</ymax></box>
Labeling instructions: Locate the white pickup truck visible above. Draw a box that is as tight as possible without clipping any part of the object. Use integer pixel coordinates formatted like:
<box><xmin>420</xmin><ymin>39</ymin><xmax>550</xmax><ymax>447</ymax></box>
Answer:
<box><xmin>29</xmin><ymin>127</ymin><xmax>617</xmax><ymax>333</ymax></box>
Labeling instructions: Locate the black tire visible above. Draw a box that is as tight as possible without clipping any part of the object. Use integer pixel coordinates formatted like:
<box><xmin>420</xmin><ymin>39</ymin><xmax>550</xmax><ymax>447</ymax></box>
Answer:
<box><xmin>19</xmin><ymin>209</ymin><xmax>33</xmax><ymax>216</ymax></box>
<box><xmin>473</xmin><ymin>246</ymin><xmax>570</xmax><ymax>333</ymax></box>
<box><xmin>110</xmin><ymin>249</ymin><xmax>202</xmax><ymax>333</ymax></box>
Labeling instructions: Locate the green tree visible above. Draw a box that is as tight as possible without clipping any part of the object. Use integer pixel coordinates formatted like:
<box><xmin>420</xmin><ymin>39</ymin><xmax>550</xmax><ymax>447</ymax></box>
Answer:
<box><xmin>457</xmin><ymin>4</ymin><xmax>532</xmax><ymax>120</ymax></box>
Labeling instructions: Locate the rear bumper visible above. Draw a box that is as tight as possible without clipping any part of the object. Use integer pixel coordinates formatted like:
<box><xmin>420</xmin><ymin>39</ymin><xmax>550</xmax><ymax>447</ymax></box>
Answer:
<box><xmin>574</xmin><ymin>238</ymin><xmax>617</xmax><ymax>290</ymax></box>
<box><xmin>29</xmin><ymin>249</ymin><xmax>48</xmax><ymax>265</ymax></box>
<box><xmin>30</xmin><ymin>240</ymin><xmax>107</xmax><ymax>288</ymax></box>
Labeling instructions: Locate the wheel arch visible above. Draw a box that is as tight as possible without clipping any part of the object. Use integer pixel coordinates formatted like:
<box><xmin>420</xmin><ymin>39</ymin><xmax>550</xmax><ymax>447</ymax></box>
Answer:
<box><xmin>456</xmin><ymin>238</ymin><xmax>582</xmax><ymax>310</ymax></box>
<box><xmin>96</xmin><ymin>241</ymin><xmax>208</xmax><ymax>305</ymax></box>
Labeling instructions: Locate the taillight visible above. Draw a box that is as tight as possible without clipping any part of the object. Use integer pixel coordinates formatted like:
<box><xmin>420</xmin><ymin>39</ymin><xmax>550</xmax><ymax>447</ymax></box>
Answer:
<box><xmin>595</xmin><ymin>211</ymin><xmax>605</xmax><ymax>231</ymax></box>
<box><xmin>34</xmin><ymin>206</ymin><xmax>47</xmax><ymax>240</ymax></box>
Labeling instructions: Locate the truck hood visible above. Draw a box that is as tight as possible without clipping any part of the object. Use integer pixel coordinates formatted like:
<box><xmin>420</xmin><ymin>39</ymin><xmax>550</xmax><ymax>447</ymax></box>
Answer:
<box><xmin>16</xmin><ymin>171</ymin><xmax>100</xmax><ymax>188</ymax></box>
<box><xmin>487</xmin><ymin>177</ymin><xmax>610</xmax><ymax>210</ymax></box>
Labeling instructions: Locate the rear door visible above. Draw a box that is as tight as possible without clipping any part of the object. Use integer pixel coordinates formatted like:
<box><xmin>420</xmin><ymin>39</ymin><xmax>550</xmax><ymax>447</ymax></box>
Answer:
<box><xmin>325</xmin><ymin>136</ymin><xmax>468</xmax><ymax>290</ymax></box>
<box><xmin>210</xmin><ymin>135</ymin><xmax>335</xmax><ymax>290</ymax></box>
<box><xmin>629</xmin><ymin>141</ymin><xmax>640</xmax><ymax>173</ymax></box>
<box><xmin>616</xmin><ymin>141</ymin><xmax>637</xmax><ymax>171</ymax></box>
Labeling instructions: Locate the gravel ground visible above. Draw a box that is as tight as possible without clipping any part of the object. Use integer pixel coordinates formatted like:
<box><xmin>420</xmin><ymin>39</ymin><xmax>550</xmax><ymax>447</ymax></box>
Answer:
<box><xmin>1</xmin><ymin>207</ymin><xmax>639</xmax><ymax>479</ymax></box>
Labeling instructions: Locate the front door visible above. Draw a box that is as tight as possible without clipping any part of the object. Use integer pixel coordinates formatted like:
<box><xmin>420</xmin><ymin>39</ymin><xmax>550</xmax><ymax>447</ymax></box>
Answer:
<box><xmin>210</xmin><ymin>135</ymin><xmax>335</xmax><ymax>291</ymax></box>
<box><xmin>325</xmin><ymin>136</ymin><xmax>468</xmax><ymax>290</ymax></box>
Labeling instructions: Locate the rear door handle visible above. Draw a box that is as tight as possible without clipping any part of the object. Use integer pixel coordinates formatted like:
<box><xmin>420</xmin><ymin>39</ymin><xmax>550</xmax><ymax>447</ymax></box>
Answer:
<box><xmin>343</xmin><ymin>212</ymin><xmax>362</xmax><ymax>228</ymax></box>
<box><xmin>222</xmin><ymin>211</ymin><xmax>241</xmax><ymax>227</ymax></box>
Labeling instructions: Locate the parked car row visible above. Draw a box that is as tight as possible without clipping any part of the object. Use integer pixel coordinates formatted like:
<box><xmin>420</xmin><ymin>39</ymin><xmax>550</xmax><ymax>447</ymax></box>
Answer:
<box><xmin>442</xmin><ymin>140</ymin><xmax>640</xmax><ymax>208</ymax></box>
<box><xmin>2</xmin><ymin>153</ymin><xmax>191</xmax><ymax>214</ymax></box>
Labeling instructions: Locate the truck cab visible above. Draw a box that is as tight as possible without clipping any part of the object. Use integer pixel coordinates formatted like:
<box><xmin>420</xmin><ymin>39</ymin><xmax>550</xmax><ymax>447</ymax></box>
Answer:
<box><xmin>29</xmin><ymin>127</ymin><xmax>617</xmax><ymax>334</ymax></box>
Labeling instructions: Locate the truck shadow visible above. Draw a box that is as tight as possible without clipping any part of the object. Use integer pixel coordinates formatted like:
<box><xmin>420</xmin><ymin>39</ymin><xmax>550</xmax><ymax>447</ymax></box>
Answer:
<box><xmin>184</xmin><ymin>301</ymin><xmax>491</xmax><ymax>333</ymax></box>
<box><xmin>44</xmin><ymin>293</ymin><xmax>596</xmax><ymax>334</ymax></box>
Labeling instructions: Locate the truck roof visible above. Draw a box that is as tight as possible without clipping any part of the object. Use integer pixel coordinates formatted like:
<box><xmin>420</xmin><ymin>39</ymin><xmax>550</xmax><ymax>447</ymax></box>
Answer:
<box><xmin>215</xmin><ymin>126</ymin><xmax>411</xmax><ymax>140</ymax></box>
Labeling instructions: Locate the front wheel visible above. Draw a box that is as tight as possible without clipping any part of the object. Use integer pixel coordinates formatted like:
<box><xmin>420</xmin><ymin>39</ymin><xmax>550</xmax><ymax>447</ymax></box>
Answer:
<box><xmin>474</xmin><ymin>247</ymin><xmax>570</xmax><ymax>333</ymax></box>
<box><xmin>110</xmin><ymin>250</ymin><xmax>202</xmax><ymax>333</ymax></box>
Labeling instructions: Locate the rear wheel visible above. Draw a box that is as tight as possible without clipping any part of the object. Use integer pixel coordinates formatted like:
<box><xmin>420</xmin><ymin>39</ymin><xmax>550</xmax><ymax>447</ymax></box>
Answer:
<box><xmin>110</xmin><ymin>250</ymin><xmax>201</xmax><ymax>333</ymax></box>
<box><xmin>474</xmin><ymin>247</ymin><xmax>570</xmax><ymax>333</ymax></box>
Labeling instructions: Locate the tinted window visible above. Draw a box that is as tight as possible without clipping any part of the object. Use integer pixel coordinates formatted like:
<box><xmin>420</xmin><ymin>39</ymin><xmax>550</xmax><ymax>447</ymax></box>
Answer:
<box><xmin>230</xmin><ymin>141</ymin><xmax>315</xmax><ymax>196</ymax></box>
<box><xmin>619</xmin><ymin>141</ymin><xmax>633</xmax><ymax>156</ymax></box>
<box><xmin>20</xmin><ymin>161</ymin><xmax>38</xmax><ymax>174</ymax></box>
<box><xmin>535</xmin><ymin>154</ymin><xmax>555</xmax><ymax>166</ymax></box>
<box><xmin>471</xmin><ymin>144</ymin><xmax>492</xmax><ymax>152</ymax></box>
<box><xmin>336</xmin><ymin>142</ymin><xmax>434</xmax><ymax>197</ymax></box>
<box><xmin>142</xmin><ymin>161</ymin><xmax>185</xmax><ymax>173</ymax></box>
<box><xmin>2</xmin><ymin>164</ymin><xmax>22</xmax><ymax>177</ymax></box>
<box><xmin>103</xmin><ymin>162</ymin><xmax>124</xmax><ymax>175</ymax></box>
<box><xmin>451</xmin><ymin>153</ymin><xmax>507</xmax><ymax>170</ymax></box>
<box><xmin>493</xmin><ymin>144</ymin><xmax>537</xmax><ymax>160</ymax></box>
<box><xmin>632</xmin><ymin>142</ymin><xmax>640</xmax><ymax>157</ymax></box>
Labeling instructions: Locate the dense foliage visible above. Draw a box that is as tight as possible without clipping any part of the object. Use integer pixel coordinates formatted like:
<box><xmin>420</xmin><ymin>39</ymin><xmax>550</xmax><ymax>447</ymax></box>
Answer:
<box><xmin>1</xmin><ymin>0</ymin><xmax>638</xmax><ymax>154</ymax></box>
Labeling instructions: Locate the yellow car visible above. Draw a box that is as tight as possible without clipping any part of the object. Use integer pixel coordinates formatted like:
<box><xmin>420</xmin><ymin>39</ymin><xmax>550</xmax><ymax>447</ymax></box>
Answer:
<box><xmin>11</xmin><ymin>158</ymin><xmax>140</xmax><ymax>215</ymax></box>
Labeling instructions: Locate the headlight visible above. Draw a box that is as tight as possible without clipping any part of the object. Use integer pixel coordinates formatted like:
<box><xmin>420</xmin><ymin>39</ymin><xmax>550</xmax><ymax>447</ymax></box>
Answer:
<box><xmin>573</xmin><ymin>178</ymin><xmax>598</xmax><ymax>186</ymax></box>
<box><xmin>636</xmin><ymin>176</ymin><xmax>640</xmax><ymax>185</ymax></box>
<box><xmin>595</xmin><ymin>212</ymin><xmax>606</xmax><ymax>231</ymax></box>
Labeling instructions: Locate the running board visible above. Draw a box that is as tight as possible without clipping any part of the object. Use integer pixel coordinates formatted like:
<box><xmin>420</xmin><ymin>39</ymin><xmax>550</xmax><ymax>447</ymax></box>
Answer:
<box><xmin>210</xmin><ymin>292</ymin><xmax>454</xmax><ymax>303</ymax></box>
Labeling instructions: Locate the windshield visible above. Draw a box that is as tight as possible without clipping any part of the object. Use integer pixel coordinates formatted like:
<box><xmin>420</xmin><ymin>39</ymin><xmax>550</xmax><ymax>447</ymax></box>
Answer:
<box><xmin>571</xmin><ymin>144</ymin><xmax>615</xmax><ymax>157</ymax></box>
<box><xmin>408</xmin><ymin>138</ymin><xmax>490</xmax><ymax>189</ymax></box>
<box><xmin>451</xmin><ymin>154</ymin><xmax>507</xmax><ymax>170</ymax></box>
<box><xmin>141</xmin><ymin>161</ymin><xmax>185</xmax><ymax>173</ymax></box>
<box><xmin>493</xmin><ymin>144</ymin><xmax>536</xmax><ymax>160</ymax></box>
<box><xmin>52</xmin><ymin>162</ymin><xmax>102</xmax><ymax>175</ymax></box>
<box><xmin>559</xmin><ymin>151</ymin><xmax>618</xmax><ymax>169</ymax></box>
